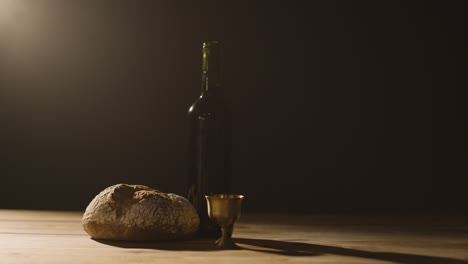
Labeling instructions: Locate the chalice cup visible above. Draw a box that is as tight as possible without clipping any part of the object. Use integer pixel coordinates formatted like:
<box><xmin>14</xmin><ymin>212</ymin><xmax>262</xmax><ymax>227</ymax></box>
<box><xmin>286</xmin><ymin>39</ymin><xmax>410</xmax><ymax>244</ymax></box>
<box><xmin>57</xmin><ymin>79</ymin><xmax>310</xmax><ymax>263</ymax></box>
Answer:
<box><xmin>205</xmin><ymin>194</ymin><xmax>244</xmax><ymax>249</ymax></box>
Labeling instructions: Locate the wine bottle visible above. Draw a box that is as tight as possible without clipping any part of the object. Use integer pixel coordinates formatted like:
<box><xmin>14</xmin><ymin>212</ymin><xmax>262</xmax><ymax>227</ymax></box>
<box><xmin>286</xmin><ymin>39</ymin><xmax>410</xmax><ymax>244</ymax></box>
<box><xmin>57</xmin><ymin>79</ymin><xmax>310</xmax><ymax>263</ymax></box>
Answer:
<box><xmin>187</xmin><ymin>41</ymin><xmax>231</xmax><ymax>238</ymax></box>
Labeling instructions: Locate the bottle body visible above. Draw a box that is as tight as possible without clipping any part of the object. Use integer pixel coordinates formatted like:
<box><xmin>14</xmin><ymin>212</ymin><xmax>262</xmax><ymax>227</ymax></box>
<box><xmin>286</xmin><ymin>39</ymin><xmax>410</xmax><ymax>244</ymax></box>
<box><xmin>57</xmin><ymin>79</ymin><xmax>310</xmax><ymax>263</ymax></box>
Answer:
<box><xmin>187</xmin><ymin>42</ymin><xmax>231</xmax><ymax>238</ymax></box>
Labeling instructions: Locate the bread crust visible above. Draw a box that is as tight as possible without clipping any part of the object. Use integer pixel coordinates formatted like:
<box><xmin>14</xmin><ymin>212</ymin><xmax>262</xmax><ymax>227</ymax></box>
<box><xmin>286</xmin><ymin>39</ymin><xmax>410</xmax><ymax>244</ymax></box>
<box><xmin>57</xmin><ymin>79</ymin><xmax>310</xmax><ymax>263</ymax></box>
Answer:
<box><xmin>82</xmin><ymin>184</ymin><xmax>199</xmax><ymax>241</ymax></box>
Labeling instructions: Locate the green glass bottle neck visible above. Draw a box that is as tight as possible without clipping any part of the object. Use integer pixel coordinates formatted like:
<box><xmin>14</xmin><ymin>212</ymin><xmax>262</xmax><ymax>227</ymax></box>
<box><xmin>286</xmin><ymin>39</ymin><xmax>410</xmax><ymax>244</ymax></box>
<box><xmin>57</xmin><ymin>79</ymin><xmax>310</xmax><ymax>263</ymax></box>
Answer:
<box><xmin>201</xmin><ymin>41</ymin><xmax>220</xmax><ymax>95</ymax></box>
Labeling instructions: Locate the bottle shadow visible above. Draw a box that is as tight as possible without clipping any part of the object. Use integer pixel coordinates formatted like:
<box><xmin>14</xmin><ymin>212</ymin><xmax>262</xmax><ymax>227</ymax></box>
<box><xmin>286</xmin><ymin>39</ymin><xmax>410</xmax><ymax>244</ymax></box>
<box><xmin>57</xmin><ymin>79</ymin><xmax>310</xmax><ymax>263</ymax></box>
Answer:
<box><xmin>93</xmin><ymin>237</ymin><xmax>468</xmax><ymax>264</ymax></box>
<box><xmin>234</xmin><ymin>238</ymin><xmax>468</xmax><ymax>264</ymax></box>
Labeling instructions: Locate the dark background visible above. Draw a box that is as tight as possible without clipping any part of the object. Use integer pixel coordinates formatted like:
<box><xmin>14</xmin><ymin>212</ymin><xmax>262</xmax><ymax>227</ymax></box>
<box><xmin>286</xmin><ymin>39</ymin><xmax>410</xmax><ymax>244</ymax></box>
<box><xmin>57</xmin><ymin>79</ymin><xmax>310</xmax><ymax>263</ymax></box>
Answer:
<box><xmin>0</xmin><ymin>0</ymin><xmax>466</xmax><ymax>213</ymax></box>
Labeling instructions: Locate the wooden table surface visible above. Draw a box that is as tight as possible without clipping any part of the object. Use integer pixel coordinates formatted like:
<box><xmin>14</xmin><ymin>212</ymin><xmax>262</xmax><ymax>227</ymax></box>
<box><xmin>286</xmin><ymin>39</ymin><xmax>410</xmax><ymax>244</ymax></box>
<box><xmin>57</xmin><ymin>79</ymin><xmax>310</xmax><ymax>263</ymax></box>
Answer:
<box><xmin>1</xmin><ymin>210</ymin><xmax>467</xmax><ymax>264</ymax></box>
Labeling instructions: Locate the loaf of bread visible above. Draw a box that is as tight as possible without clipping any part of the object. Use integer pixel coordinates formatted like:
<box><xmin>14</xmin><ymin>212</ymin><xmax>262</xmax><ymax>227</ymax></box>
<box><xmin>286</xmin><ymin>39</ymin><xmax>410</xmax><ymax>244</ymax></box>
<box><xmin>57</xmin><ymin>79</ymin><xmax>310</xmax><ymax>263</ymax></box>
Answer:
<box><xmin>82</xmin><ymin>184</ymin><xmax>199</xmax><ymax>241</ymax></box>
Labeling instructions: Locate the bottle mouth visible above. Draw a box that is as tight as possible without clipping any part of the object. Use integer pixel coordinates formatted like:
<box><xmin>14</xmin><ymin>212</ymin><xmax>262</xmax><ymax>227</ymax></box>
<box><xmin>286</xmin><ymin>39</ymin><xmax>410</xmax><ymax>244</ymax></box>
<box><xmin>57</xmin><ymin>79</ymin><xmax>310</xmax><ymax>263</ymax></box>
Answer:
<box><xmin>203</xmin><ymin>41</ymin><xmax>219</xmax><ymax>48</ymax></box>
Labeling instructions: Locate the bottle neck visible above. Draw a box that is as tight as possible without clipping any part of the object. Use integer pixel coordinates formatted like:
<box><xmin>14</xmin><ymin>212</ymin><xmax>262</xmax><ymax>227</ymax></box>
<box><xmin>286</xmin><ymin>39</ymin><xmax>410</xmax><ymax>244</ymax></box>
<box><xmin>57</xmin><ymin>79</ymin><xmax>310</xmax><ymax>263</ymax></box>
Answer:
<box><xmin>201</xmin><ymin>41</ymin><xmax>220</xmax><ymax>96</ymax></box>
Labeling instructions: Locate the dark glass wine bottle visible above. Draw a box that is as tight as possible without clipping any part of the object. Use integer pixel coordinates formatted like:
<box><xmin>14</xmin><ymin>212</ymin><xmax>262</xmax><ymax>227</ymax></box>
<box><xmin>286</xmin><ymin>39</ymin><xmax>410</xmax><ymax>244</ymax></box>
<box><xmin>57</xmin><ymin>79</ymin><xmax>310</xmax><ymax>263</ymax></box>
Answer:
<box><xmin>187</xmin><ymin>41</ymin><xmax>231</xmax><ymax>238</ymax></box>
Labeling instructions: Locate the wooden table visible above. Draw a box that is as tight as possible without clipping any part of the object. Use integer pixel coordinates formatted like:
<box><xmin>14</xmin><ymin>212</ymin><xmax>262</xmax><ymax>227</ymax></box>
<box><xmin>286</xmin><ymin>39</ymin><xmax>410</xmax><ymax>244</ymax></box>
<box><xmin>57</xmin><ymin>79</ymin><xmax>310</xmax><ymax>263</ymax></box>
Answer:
<box><xmin>1</xmin><ymin>210</ymin><xmax>467</xmax><ymax>264</ymax></box>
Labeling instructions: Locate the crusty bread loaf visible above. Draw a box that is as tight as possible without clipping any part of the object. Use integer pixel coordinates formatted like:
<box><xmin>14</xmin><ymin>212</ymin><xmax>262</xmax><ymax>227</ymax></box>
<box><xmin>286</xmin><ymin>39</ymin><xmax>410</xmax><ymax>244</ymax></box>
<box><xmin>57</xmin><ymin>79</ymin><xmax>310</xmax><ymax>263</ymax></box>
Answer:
<box><xmin>82</xmin><ymin>184</ymin><xmax>199</xmax><ymax>241</ymax></box>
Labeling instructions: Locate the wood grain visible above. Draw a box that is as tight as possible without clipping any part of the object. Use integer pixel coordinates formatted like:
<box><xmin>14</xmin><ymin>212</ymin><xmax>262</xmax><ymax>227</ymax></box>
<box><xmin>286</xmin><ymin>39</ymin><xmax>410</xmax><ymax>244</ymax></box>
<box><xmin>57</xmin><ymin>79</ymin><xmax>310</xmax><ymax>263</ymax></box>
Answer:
<box><xmin>1</xmin><ymin>210</ymin><xmax>467</xmax><ymax>264</ymax></box>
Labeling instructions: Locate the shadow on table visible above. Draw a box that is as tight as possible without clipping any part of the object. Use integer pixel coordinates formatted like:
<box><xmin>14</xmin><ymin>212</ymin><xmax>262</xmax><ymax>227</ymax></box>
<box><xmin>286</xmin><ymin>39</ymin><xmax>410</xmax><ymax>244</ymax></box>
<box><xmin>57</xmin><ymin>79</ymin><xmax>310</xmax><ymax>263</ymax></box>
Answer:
<box><xmin>93</xmin><ymin>238</ymin><xmax>219</xmax><ymax>251</ymax></box>
<box><xmin>94</xmin><ymin>238</ymin><xmax>468</xmax><ymax>264</ymax></box>
<box><xmin>234</xmin><ymin>238</ymin><xmax>468</xmax><ymax>264</ymax></box>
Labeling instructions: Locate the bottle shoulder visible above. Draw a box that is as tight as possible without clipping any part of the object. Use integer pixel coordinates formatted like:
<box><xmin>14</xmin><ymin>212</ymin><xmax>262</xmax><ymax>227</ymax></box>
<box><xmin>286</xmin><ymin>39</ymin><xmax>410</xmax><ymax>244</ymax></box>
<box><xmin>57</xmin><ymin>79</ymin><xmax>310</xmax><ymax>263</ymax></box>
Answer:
<box><xmin>188</xmin><ymin>94</ymin><xmax>230</xmax><ymax>117</ymax></box>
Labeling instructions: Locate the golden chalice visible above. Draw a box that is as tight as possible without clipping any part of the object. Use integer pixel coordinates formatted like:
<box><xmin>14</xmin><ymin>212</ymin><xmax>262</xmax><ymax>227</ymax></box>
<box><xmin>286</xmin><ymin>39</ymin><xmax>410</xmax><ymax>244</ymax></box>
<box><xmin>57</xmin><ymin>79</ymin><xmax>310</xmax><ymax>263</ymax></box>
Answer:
<box><xmin>205</xmin><ymin>194</ymin><xmax>244</xmax><ymax>249</ymax></box>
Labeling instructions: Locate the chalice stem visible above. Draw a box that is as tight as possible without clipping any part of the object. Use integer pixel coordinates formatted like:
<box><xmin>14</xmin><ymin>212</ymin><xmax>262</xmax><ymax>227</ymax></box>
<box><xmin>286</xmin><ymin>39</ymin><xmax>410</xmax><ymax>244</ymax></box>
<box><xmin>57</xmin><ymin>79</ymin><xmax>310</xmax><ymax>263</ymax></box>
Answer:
<box><xmin>216</xmin><ymin>224</ymin><xmax>237</xmax><ymax>249</ymax></box>
<box><xmin>223</xmin><ymin>224</ymin><xmax>233</xmax><ymax>239</ymax></box>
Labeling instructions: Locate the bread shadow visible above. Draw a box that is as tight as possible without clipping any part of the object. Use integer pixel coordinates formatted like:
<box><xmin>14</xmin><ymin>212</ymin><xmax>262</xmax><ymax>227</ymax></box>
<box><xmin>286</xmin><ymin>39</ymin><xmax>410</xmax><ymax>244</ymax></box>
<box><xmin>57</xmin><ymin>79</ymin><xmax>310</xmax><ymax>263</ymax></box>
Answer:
<box><xmin>92</xmin><ymin>238</ymin><xmax>220</xmax><ymax>251</ymax></box>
